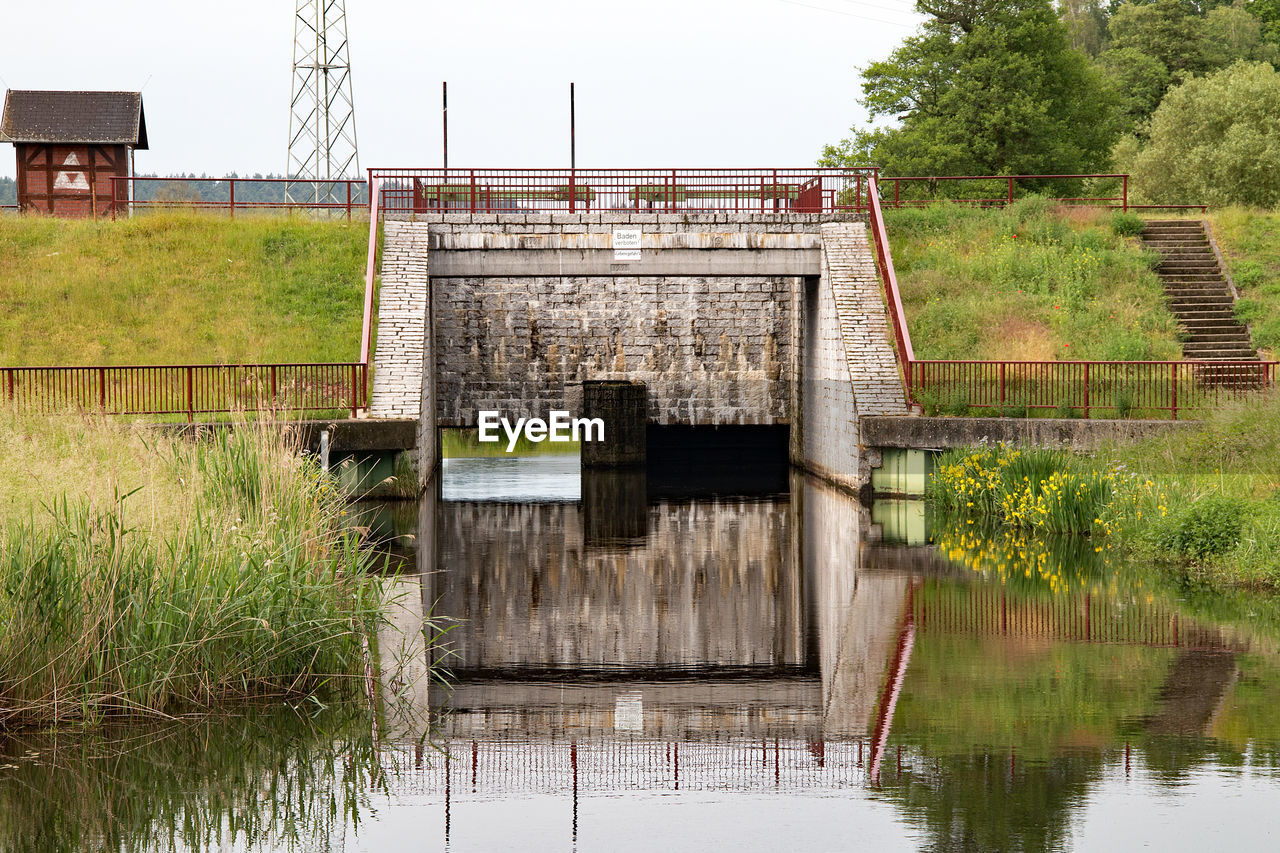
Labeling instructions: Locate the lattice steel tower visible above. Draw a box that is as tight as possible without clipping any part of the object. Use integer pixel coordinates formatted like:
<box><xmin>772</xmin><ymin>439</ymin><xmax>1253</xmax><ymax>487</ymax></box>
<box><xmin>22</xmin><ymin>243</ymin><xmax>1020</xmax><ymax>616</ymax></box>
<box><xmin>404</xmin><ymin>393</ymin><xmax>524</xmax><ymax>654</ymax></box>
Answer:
<box><xmin>287</xmin><ymin>0</ymin><xmax>360</xmax><ymax>204</ymax></box>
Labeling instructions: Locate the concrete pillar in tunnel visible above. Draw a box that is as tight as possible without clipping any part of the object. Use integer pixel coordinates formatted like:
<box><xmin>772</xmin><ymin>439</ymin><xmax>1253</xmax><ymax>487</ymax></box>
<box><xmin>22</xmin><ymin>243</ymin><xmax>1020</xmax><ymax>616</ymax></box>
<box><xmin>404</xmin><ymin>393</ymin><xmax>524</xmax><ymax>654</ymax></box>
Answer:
<box><xmin>581</xmin><ymin>380</ymin><xmax>647</xmax><ymax>467</ymax></box>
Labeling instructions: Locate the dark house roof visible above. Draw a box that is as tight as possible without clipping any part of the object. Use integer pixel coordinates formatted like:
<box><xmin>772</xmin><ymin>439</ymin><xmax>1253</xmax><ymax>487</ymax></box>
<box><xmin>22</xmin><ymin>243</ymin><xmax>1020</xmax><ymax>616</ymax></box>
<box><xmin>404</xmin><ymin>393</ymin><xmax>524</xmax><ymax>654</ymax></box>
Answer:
<box><xmin>0</xmin><ymin>90</ymin><xmax>147</xmax><ymax>149</ymax></box>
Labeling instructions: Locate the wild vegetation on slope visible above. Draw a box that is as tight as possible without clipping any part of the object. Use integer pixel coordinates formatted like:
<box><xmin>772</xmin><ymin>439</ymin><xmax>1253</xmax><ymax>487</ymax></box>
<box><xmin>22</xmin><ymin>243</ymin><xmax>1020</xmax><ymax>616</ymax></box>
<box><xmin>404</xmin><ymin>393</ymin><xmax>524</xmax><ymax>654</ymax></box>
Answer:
<box><xmin>0</xmin><ymin>213</ymin><xmax>366</xmax><ymax>366</ymax></box>
<box><xmin>0</xmin><ymin>414</ymin><xmax>390</xmax><ymax>728</ymax></box>
<box><xmin>1208</xmin><ymin>208</ymin><xmax>1280</xmax><ymax>359</ymax></box>
<box><xmin>886</xmin><ymin>199</ymin><xmax>1180</xmax><ymax>362</ymax></box>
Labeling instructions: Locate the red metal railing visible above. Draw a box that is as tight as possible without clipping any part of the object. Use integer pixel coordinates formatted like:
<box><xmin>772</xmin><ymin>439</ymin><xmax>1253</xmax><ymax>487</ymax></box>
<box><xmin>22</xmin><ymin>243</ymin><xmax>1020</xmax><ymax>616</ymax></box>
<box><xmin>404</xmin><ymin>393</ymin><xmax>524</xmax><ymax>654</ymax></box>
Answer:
<box><xmin>909</xmin><ymin>359</ymin><xmax>1278</xmax><ymax>419</ymax></box>
<box><xmin>866</xmin><ymin>175</ymin><xmax>916</xmax><ymax>399</ymax></box>
<box><xmin>107</xmin><ymin>176</ymin><xmax>368</xmax><ymax>218</ymax></box>
<box><xmin>880</xmin><ymin>174</ymin><xmax>1131</xmax><ymax>211</ymax></box>
<box><xmin>2</xmin><ymin>363</ymin><xmax>367</xmax><ymax>421</ymax></box>
<box><xmin>914</xmin><ymin>581</ymin><xmax>1227</xmax><ymax>649</ymax></box>
<box><xmin>367</xmin><ymin>168</ymin><xmax>878</xmax><ymax>215</ymax></box>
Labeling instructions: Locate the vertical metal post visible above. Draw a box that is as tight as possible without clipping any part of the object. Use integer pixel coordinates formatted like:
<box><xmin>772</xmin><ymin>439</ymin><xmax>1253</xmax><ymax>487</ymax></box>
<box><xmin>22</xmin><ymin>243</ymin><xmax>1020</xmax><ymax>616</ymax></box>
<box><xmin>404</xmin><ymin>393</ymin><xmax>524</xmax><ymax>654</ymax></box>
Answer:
<box><xmin>569</xmin><ymin>83</ymin><xmax>577</xmax><ymax>214</ymax></box>
<box><xmin>442</xmin><ymin>81</ymin><xmax>449</xmax><ymax>170</ymax></box>
<box><xmin>185</xmin><ymin>366</ymin><xmax>194</xmax><ymax>424</ymax></box>
<box><xmin>1083</xmin><ymin>362</ymin><xmax>1090</xmax><ymax>419</ymax></box>
<box><xmin>97</xmin><ymin>367</ymin><xmax>106</xmax><ymax>410</ymax></box>
<box><xmin>229</xmin><ymin>179</ymin><xmax>235</xmax><ymax>219</ymax></box>
<box><xmin>1122</xmin><ymin>174</ymin><xmax>1129</xmax><ymax>213</ymax></box>
<box><xmin>1007</xmin><ymin>176</ymin><xmax>1014</xmax><ymax>206</ymax></box>
<box><xmin>1170</xmin><ymin>362</ymin><xmax>1178</xmax><ymax>420</ymax></box>
<box><xmin>894</xmin><ymin>179</ymin><xmax>900</xmax><ymax>208</ymax></box>
<box><xmin>346</xmin><ymin>181</ymin><xmax>352</xmax><ymax>220</ymax></box>
<box><xmin>469</xmin><ymin>170</ymin><xmax>477</xmax><ymax>213</ymax></box>
<box><xmin>350</xmin><ymin>363</ymin><xmax>359</xmax><ymax>417</ymax></box>
<box><xmin>999</xmin><ymin>362</ymin><xmax>1006</xmax><ymax>413</ymax></box>
<box><xmin>5</xmin><ymin>368</ymin><xmax>13</xmax><ymax>403</ymax></box>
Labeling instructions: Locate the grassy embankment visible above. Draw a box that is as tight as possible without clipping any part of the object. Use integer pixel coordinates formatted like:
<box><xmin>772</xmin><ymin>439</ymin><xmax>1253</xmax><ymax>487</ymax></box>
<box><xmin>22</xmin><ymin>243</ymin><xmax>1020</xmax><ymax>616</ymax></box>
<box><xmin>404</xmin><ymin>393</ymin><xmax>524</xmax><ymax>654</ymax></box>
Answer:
<box><xmin>0</xmin><ymin>213</ymin><xmax>366</xmax><ymax>365</ymax></box>
<box><xmin>0</xmin><ymin>413</ymin><xmax>394</xmax><ymax>729</ymax></box>
<box><xmin>885</xmin><ymin>199</ymin><xmax>1181</xmax><ymax>364</ymax></box>
<box><xmin>1209</xmin><ymin>208</ymin><xmax>1280</xmax><ymax>359</ymax></box>
<box><xmin>929</xmin><ymin>394</ymin><xmax>1280</xmax><ymax>592</ymax></box>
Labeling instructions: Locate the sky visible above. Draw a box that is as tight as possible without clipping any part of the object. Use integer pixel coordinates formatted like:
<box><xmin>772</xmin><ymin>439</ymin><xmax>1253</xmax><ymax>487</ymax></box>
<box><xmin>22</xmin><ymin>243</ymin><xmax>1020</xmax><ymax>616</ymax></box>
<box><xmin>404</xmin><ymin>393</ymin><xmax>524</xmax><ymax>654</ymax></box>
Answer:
<box><xmin>0</xmin><ymin>0</ymin><xmax>924</xmax><ymax>180</ymax></box>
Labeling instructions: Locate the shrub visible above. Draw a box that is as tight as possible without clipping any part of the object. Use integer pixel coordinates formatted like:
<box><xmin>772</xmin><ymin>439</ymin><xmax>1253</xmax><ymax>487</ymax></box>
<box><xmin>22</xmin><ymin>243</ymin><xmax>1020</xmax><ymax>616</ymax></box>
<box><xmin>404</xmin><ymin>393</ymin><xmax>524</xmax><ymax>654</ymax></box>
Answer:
<box><xmin>1154</xmin><ymin>495</ymin><xmax>1247</xmax><ymax>560</ymax></box>
<box><xmin>1111</xmin><ymin>212</ymin><xmax>1145</xmax><ymax>237</ymax></box>
<box><xmin>1053</xmin><ymin>401</ymin><xmax>1079</xmax><ymax>419</ymax></box>
<box><xmin>1115</xmin><ymin>387</ymin><xmax>1135</xmax><ymax>418</ymax></box>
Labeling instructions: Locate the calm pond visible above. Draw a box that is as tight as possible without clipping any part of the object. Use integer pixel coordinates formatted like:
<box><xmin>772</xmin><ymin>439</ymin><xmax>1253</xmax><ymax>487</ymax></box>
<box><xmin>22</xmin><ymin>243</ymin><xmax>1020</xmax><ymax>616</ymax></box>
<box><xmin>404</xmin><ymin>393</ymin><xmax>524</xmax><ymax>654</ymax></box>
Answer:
<box><xmin>6</xmin><ymin>455</ymin><xmax>1280</xmax><ymax>851</ymax></box>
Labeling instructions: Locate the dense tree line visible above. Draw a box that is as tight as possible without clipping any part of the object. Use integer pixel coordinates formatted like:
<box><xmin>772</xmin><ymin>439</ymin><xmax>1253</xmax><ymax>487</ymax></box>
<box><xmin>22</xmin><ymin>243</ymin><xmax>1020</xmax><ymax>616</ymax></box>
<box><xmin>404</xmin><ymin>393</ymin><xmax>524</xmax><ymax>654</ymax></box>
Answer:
<box><xmin>822</xmin><ymin>0</ymin><xmax>1280</xmax><ymax>206</ymax></box>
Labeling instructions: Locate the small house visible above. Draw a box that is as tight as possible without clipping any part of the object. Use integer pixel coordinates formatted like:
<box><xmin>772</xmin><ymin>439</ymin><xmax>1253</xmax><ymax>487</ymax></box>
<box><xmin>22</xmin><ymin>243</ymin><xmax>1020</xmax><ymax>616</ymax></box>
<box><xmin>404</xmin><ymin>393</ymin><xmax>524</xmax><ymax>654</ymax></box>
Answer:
<box><xmin>0</xmin><ymin>90</ymin><xmax>148</xmax><ymax>217</ymax></box>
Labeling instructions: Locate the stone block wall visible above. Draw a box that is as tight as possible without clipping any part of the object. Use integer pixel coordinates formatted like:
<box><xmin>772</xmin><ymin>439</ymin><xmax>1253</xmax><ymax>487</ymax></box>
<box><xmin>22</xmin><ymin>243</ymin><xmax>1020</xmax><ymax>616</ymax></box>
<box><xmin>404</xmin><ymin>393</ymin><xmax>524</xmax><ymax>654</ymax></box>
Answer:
<box><xmin>432</xmin><ymin>270</ymin><xmax>795</xmax><ymax>426</ymax></box>
<box><xmin>369</xmin><ymin>220</ymin><xmax>431</xmax><ymax>419</ymax></box>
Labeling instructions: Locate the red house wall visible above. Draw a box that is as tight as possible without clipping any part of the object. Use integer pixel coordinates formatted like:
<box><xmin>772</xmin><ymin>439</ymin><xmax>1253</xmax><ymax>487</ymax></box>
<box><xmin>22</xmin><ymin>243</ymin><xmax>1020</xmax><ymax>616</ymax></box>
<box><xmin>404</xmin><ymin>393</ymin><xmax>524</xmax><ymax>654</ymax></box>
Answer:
<box><xmin>16</xmin><ymin>143</ymin><xmax>127</xmax><ymax>217</ymax></box>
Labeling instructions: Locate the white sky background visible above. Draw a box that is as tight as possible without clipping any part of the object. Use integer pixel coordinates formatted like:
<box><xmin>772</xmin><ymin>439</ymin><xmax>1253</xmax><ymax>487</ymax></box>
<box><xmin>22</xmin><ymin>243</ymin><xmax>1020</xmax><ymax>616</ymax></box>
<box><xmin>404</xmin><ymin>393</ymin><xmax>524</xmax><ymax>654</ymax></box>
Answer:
<box><xmin>0</xmin><ymin>0</ymin><xmax>924</xmax><ymax>180</ymax></box>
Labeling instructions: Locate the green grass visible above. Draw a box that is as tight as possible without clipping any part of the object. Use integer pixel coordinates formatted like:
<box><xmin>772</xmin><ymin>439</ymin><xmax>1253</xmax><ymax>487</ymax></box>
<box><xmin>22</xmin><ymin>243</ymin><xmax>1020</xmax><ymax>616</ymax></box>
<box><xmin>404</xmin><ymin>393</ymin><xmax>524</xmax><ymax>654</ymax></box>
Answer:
<box><xmin>441</xmin><ymin>427</ymin><xmax>581</xmax><ymax>458</ymax></box>
<box><xmin>0</xmin><ymin>413</ymin><xmax>391</xmax><ymax>729</ymax></box>
<box><xmin>0</xmin><ymin>213</ymin><xmax>367</xmax><ymax>365</ymax></box>
<box><xmin>1207</xmin><ymin>208</ymin><xmax>1280</xmax><ymax>359</ymax></box>
<box><xmin>886</xmin><ymin>199</ymin><xmax>1181</xmax><ymax>361</ymax></box>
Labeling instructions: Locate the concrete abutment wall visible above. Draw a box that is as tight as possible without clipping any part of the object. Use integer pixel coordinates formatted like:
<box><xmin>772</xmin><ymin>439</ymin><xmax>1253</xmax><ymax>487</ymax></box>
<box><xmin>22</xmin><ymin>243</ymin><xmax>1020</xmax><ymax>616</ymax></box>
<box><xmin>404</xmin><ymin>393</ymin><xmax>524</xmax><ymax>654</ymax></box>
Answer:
<box><xmin>369</xmin><ymin>212</ymin><xmax>909</xmax><ymax>491</ymax></box>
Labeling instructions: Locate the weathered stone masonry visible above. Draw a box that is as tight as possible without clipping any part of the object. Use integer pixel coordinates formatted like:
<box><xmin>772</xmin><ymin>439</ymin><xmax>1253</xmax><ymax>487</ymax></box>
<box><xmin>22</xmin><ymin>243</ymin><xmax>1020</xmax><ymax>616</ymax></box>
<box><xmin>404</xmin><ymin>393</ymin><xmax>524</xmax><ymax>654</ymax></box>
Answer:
<box><xmin>370</xmin><ymin>212</ymin><xmax>909</xmax><ymax>491</ymax></box>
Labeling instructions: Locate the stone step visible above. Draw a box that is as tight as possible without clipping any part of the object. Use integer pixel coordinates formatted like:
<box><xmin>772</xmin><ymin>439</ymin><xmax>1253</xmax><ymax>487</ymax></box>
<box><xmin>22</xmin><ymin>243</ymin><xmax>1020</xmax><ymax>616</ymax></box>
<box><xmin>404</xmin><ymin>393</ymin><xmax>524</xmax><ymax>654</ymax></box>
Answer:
<box><xmin>1148</xmin><ymin>248</ymin><xmax>1216</xmax><ymax>256</ymax></box>
<box><xmin>1143</xmin><ymin>236</ymin><xmax>1210</xmax><ymax>244</ymax></box>
<box><xmin>1166</xmin><ymin>290</ymin><xmax>1233</xmax><ymax>299</ymax></box>
<box><xmin>1183</xmin><ymin>343</ymin><xmax>1258</xmax><ymax>356</ymax></box>
<box><xmin>1175</xmin><ymin>309</ymin><xmax>1239</xmax><ymax>320</ymax></box>
<box><xmin>1157</xmin><ymin>260</ymin><xmax>1220</xmax><ymax>269</ymax></box>
<box><xmin>1143</xmin><ymin>223</ymin><xmax>1205</xmax><ymax>231</ymax></box>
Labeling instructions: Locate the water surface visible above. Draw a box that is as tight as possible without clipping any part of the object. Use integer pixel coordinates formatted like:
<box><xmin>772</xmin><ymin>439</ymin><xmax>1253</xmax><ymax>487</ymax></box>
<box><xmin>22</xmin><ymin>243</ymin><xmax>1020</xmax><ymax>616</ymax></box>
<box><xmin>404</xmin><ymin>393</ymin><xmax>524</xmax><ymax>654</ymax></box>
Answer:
<box><xmin>7</xmin><ymin>457</ymin><xmax>1280</xmax><ymax>851</ymax></box>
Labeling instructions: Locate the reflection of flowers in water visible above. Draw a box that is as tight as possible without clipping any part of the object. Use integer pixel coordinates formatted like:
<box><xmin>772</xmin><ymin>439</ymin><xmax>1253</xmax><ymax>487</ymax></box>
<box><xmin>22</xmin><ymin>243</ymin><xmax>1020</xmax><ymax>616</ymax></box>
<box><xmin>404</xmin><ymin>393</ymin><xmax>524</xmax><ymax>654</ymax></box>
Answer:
<box><xmin>933</xmin><ymin>523</ymin><xmax>1123</xmax><ymax>596</ymax></box>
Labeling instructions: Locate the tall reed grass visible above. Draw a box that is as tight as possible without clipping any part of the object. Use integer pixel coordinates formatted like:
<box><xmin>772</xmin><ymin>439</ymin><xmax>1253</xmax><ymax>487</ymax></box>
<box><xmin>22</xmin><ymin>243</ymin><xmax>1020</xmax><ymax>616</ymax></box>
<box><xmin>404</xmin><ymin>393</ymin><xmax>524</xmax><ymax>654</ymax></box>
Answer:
<box><xmin>0</xmin><ymin>414</ymin><xmax>387</xmax><ymax>729</ymax></box>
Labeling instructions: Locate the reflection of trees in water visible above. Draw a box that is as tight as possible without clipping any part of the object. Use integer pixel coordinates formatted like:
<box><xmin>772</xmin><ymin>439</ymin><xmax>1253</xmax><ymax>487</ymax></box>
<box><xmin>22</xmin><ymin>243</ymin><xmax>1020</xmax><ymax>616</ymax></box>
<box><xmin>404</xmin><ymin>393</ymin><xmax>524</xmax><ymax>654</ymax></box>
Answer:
<box><xmin>0</xmin><ymin>706</ymin><xmax>389</xmax><ymax>853</ymax></box>
<box><xmin>879</xmin><ymin>748</ymin><xmax>1104</xmax><ymax>853</ymax></box>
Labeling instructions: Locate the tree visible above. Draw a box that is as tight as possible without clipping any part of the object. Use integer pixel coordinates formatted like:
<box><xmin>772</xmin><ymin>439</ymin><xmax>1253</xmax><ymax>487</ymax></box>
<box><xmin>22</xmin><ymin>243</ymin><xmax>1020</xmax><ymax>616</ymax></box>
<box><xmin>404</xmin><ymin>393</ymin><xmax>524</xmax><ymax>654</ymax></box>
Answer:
<box><xmin>1107</xmin><ymin>0</ymin><xmax>1211</xmax><ymax>73</ymax></box>
<box><xmin>822</xmin><ymin>0</ymin><xmax>1121</xmax><ymax>177</ymax></box>
<box><xmin>1059</xmin><ymin>0</ymin><xmax>1110</xmax><ymax>55</ymax></box>
<box><xmin>1096</xmin><ymin>46</ymin><xmax>1173</xmax><ymax>131</ymax></box>
<box><xmin>1122</xmin><ymin>61</ymin><xmax>1280</xmax><ymax>206</ymax></box>
<box><xmin>1202</xmin><ymin>5</ymin><xmax>1280</xmax><ymax>68</ymax></box>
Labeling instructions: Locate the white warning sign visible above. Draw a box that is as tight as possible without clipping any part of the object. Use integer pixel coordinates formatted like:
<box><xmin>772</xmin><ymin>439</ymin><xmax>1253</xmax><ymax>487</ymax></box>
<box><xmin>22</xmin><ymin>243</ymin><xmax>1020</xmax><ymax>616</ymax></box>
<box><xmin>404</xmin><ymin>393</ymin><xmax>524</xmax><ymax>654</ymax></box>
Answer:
<box><xmin>53</xmin><ymin>152</ymin><xmax>90</xmax><ymax>191</ymax></box>
<box><xmin>613</xmin><ymin>228</ymin><xmax>641</xmax><ymax>262</ymax></box>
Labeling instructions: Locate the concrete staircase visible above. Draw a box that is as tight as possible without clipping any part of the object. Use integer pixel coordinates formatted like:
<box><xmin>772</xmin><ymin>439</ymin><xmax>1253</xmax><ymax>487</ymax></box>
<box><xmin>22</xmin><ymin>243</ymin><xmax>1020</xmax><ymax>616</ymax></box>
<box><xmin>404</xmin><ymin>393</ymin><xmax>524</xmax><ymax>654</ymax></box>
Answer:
<box><xmin>1141</xmin><ymin>220</ymin><xmax>1257</xmax><ymax>361</ymax></box>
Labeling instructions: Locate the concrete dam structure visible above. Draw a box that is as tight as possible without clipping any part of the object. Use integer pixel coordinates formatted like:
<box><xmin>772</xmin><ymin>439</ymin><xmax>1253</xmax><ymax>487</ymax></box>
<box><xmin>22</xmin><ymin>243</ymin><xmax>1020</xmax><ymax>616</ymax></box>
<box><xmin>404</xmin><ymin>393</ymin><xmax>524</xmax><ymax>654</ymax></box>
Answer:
<box><xmin>367</xmin><ymin>209</ymin><xmax>910</xmax><ymax>492</ymax></box>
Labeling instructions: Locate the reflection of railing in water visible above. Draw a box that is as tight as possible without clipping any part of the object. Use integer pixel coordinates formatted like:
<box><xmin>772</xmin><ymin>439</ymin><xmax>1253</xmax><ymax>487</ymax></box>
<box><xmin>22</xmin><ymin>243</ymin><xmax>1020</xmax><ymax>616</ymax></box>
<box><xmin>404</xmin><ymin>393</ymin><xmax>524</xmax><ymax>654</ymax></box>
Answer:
<box><xmin>385</xmin><ymin>736</ymin><xmax>871</xmax><ymax>796</ymax></box>
<box><xmin>913</xmin><ymin>580</ymin><xmax>1228</xmax><ymax>649</ymax></box>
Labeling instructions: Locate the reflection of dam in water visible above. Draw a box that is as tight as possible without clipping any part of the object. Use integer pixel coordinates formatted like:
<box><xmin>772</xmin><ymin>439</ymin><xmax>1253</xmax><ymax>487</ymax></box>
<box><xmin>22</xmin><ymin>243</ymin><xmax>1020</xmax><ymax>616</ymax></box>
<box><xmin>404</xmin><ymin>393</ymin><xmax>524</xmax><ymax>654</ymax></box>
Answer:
<box><xmin>371</xmin><ymin>461</ymin><xmax>1249</xmax><ymax>803</ymax></box>
<box><xmin>405</xmin><ymin>469</ymin><xmax>916</xmax><ymax>746</ymax></box>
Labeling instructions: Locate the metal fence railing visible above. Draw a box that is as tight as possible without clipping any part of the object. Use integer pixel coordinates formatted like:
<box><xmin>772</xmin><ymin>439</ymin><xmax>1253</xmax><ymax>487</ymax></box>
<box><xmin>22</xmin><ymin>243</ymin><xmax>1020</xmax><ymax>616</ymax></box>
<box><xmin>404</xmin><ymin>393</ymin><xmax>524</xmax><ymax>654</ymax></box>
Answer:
<box><xmin>367</xmin><ymin>167</ymin><xmax>879</xmax><ymax>215</ymax></box>
<box><xmin>879</xmin><ymin>174</ymin><xmax>1131</xmax><ymax>210</ymax></box>
<box><xmin>909</xmin><ymin>360</ymin><xmax>1278</xmax><ymax>419</ymax></box>
<box><xmin>107</xmin><ymin>176</ymin><xmax>369</xmax><ymax>218</ymax></box>
<box><xmin>2</xmin><ymin>363</ymin><xmax>367</xmax><ymax>421</ymax></box>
